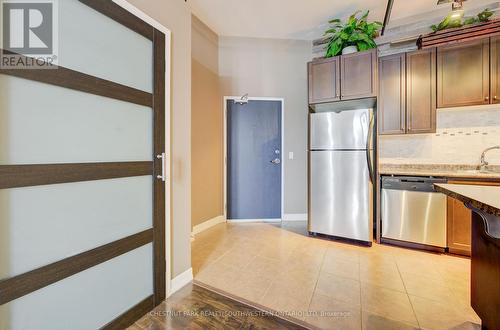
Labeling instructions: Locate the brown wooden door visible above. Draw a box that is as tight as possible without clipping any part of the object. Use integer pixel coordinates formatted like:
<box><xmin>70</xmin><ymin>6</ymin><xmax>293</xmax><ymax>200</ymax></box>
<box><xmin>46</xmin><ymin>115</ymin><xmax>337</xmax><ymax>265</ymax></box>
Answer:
<box><xmin>490</xmin><ymin>36</ymin><xmax>500</xmax><ymax>104</ymax></box>
<box><xmin>340</xmin><ymin>49</ymin><xmax>377</xmax><ymax>100</ymax></box>
<box><xmin>406</xmin><ymin>48</ymin><xmax>437</xmax><ymax>134</ymax></box>
<box><xmin>437</xmin><ymin>39</ymin><xmax>490</xmax><ymax>108</ymax></box>
<box><xmin>378</xmin><ymin>53</ymin><xmax>406</xmax><ymax>135</ymax></box>
<box><xmin>308</xmin><ymin>57</ymin><xmax>340</xmax><ymax>104</ymax></box>
<box><xmin>447</xmin><ymin>197</ymin><xmax>472</xmax><ymax>256</ymax></box>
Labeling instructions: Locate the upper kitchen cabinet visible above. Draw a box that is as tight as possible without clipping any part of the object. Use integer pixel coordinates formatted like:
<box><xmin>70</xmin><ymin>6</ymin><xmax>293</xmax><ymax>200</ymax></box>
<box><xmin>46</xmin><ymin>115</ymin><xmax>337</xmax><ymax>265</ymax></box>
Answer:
<box><xmin>378</xmin><ymin>53</ymin><xmax>406</xmax><ymax>135</ymax></box>
<box><xmin>378</xmin><ymin>48</ymin><xmax>436</xmax><ymax>135</ymax></box>
<box><xmin>341</xmin><ymin>49</ymin><xmax>378</xmax><ymax>100</ymax></box>
<box><xmin>490</xmin><ymin>36</ymin><xmax>500</xmax><ymax>104</ymax></box>
<box><xmin>308</xmin><ymin>49</ymin><xmax>377</xmax><ymax>105</ymax></box>
<box><xmin>308</xmin><ymin>57</ymin><xmax>340</xmax><ymax>104</ymax></box>
<box><xmin>437</xmin><ymin>39</ymin><xmax>490</xmax><ymax>108</ymax></box>
<box><xmin>406</xmin><ymin>48</ymin><xmax>436</xmax><ymax>134</ymax></box>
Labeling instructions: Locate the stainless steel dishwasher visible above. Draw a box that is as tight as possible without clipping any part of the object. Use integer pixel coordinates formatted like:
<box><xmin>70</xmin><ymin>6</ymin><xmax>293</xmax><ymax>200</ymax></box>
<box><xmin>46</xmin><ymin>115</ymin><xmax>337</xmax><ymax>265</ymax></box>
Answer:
<box><xmin>381</xmin><ymin>176</ymin><xmax>448</xmax><ymax>248</ymax></box>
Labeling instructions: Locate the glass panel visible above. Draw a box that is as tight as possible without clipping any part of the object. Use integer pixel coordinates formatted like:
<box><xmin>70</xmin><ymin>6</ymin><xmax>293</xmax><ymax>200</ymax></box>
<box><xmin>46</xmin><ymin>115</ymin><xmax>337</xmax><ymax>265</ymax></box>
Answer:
<box><xmin>0</xmin><ymin>245</ymin><xmax>153</xmax><ymax>330</ymax></box>
<box><xmin>0</xmin><ymin>75</ymin><xmax>153</xmax><ymax>165</ymax></box>
<box><xmin>58</xmin><ymin>0</ymin><xmax>153</xmax><ymax>92</ymax></box>
<box><xmin>0</xmin><ymin>176</ymin><xmax>152</xmax><ymax>279</ymax></box>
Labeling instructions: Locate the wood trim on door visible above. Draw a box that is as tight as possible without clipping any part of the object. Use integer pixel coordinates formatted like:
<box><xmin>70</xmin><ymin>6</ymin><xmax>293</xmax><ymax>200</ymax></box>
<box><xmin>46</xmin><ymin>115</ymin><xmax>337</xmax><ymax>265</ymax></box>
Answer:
<box><xmin>152</xmin><ymin>29</ymin><xmax>166</xmax><ymax>305</ymax></box>
<box><xmin>78</xmin><ymin>0</ymin><xmax>154</xmax><ymax>40</ymax></box>
<box><xmin>0</xmin><ymin>162</ymin><xmax>153</xmax><ymax>189</ymax></box>
<box><xmin>100</xmin><ymin>295</ymin><xmax>155</xmax><ymax>330</ymax></box>
<box><xmin>0</xmin><ymin>229</ymin><xmax>153</xmax><ymax>305</ymax></box>
<box><xmin>0</xmin><ymin>50</ymin><xmax>153</xmax><ymax>107</ymax></box>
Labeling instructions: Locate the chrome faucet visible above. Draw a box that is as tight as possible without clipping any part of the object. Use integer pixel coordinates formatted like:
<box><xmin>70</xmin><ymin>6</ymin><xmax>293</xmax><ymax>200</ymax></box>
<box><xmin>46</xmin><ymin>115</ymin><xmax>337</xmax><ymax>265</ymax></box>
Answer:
<box><xmin>480</xmin><ymin>146</ymin><xmax>500</xmax><ymax>172</ymax></box>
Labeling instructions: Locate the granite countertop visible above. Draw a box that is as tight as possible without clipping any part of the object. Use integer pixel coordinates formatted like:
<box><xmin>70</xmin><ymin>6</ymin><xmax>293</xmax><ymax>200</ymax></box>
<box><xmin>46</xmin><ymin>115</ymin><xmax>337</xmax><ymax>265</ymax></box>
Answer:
<box><xmin>435</xmin><ymin>184</ymin><xmax>500</xmax><ymax>218</ymax></box>
<box><xmin>379</xmin><ymin>163</ymin><xmax>500</xmax><ymax>180</ymax></box>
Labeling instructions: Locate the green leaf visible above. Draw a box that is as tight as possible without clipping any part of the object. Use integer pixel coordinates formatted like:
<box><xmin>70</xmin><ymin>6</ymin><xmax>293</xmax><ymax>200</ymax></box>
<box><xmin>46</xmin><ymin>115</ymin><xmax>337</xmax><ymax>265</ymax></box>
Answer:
<box><xmin>360</xmin><ymin>11</ymin><xmax>369</xmax><ymax>22</ymax></box>
<box><xmin>323</xmin><ymin>9</ymin><xmax>381</xmax><ymax>58</ymax></box>
<box><xmin>328</xmin><ymin>18</ymin><xmax>341</xmax><ymax>24</ymax></box>
<box><xmin>357</xmin><ymin>41</ymin><xmax>369</xmax><ymax>51</ymax></box>
<box><xmin>324</xmin><ymin>28</ymin><xmax>338</xmax><ymax>35</ymax></box>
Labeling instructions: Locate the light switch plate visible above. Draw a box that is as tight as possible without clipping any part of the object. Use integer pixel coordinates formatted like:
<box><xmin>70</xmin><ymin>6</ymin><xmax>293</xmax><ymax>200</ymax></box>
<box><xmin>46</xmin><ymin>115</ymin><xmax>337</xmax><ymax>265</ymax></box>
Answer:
<box><xmin>288</xmin><ymin>152</ymin><xmax>294</xmax><ymax>160</ymax></box>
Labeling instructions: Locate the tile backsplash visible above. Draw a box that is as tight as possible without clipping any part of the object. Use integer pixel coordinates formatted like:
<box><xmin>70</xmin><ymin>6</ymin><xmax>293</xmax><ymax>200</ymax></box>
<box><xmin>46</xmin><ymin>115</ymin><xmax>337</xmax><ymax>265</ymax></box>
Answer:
<box><xmin>379</xmin><ymin>105</ymin><xmax>500</xmax><ymax>165</ymax></box>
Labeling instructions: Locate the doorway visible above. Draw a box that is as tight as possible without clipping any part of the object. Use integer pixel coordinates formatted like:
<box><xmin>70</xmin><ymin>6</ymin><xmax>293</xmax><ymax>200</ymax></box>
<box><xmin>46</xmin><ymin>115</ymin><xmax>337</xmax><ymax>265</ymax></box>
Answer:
<box><xmin>224</xmin><ymin>97</ymin><xmax>284</xmax><ymax>222</ymax></box>
<box><xmin>0</xmin><ymin>1</ymin><xmax>170</xmax><ymax>329</ymax></box>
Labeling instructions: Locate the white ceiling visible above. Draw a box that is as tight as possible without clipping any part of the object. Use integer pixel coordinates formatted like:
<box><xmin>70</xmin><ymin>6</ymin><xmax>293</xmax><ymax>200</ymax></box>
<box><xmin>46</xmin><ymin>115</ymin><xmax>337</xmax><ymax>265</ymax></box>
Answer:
<box><xmin>189</xmin><ymin>0</ymin><xmax>498</xmax><ymax>40</ymax></box>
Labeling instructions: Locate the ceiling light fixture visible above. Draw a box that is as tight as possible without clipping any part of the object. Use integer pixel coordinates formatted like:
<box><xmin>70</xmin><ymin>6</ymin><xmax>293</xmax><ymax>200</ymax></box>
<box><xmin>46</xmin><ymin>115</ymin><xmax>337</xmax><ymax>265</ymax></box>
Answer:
<box><xmin>437</xmin><ymin>0</ymin><xmax>467</xmax><ymax>9</ymax></box>
<box><xmin>437</xmin><ymin>0</ymin><xmax>467</xmax><ymax>19</ymax></box>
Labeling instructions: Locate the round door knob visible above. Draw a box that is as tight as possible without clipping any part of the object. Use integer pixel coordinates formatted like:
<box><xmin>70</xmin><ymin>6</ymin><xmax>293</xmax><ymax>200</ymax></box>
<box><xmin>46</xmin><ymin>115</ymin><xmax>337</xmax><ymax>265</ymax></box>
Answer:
<box><xmin>495</xmin><ymin>96</ymin><xmax>498</xmax><ymax>101</ymax></box>
<box><xmin>486</xmin><ymin>96</ymin><xmax>490</xmax><ymax>101</ymax></box>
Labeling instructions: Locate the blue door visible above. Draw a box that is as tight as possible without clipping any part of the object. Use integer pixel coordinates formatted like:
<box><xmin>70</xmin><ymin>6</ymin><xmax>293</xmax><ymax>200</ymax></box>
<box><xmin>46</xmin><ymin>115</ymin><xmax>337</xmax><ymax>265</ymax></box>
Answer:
<box><xmin>227</xmin><ymin>100</ymin><xmax>282</xmax><ymax>220</ymax></box>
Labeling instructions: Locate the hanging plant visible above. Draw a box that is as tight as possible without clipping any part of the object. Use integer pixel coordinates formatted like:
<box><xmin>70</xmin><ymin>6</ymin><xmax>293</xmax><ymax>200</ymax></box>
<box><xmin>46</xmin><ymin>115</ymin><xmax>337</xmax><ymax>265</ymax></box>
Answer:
<box><xmin>324</xmin><ymin>11</ymin><xmax>382</xmax><ymax>58</ymax></box>
<box><xmin>431</xmin><ymin>8</ymin><xmax>494</xmax><ymax>33</ymax></box>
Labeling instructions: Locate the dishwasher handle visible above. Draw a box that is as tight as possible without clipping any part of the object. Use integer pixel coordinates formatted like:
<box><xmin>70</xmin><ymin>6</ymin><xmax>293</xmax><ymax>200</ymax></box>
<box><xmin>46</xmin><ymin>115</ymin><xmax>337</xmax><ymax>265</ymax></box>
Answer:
<box><xmin>382</xmin><ymin>176</ymin><xmax>447</xmax><ymax>193</ymax></box>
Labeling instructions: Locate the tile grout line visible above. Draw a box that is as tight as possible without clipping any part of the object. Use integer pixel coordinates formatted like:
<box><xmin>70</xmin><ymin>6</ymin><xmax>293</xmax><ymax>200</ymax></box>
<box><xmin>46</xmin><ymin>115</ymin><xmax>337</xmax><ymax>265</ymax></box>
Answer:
<box><xmin>358</xmin><ymin>252</ymin><xmax>363</xmax><ymax>330</ymax></box>
<box><xmin>394</xmin><ymin>257</ymin><xmax>422</xmax><ymax>329</ymax></box>
<box><xmin>306</xmin><ymin>247</ymin><xmax>327</xmax><ymax>317</ymax></box>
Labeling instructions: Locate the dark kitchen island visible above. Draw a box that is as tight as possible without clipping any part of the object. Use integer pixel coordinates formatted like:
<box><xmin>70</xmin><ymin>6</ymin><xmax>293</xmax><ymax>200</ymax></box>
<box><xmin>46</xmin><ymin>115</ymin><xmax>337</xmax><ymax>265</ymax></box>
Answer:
<box><xmin>435</xmin><ymin>184</ymin><xmax>500</xmax><ymax>330</ymax></box>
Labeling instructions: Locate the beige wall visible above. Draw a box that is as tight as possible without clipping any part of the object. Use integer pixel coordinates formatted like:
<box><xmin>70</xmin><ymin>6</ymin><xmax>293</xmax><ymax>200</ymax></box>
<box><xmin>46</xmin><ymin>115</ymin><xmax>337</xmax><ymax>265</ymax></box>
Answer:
<box><xmin>191</xmin><ymin>16</ymin><xmax>224</xmax><ymax>228</ymax></box>
<box><xmin>125</xmin><ymin>0</ymin><xmax>192</xmax><ymax>278</ymax></box>
<box><xmin>380</xmin><ymin>105</ymin><xmax>500</xmax><ymax>165</ymax></box>
<box><xmin>219</xmin><ymin>37</ymin><xmax>312</xmax><ymax>215</ymax></box>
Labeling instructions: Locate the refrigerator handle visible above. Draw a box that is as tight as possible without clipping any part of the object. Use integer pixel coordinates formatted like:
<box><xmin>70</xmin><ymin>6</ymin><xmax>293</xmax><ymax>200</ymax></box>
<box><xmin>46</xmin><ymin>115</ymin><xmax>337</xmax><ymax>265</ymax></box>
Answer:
<box><xmin>366</xmin><ymin>112</ymin><xmax>375</xmax><ymax>184</ymax></box>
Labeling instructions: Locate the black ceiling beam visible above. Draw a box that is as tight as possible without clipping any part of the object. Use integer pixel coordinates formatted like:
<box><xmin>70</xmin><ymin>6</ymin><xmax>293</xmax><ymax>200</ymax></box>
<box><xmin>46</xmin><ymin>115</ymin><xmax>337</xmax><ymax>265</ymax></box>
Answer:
<box><xmin>382</xmin><ymin>0</ymin><xmax>395</xmax><ymax>36</ymax></box>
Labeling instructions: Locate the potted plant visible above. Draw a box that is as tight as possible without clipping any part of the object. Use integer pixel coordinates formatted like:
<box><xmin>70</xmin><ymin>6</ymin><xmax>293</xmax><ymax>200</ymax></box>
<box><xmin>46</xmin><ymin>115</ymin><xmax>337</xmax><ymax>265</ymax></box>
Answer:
<box><xmin>430</xmin><ymin>8</ymin><xmax>494</xmax><ymax>32</ymax></box>
<box><xmin>324</xmin><ymin>11</ymin><xmax>382</xmax><ymax>58</ymax></box>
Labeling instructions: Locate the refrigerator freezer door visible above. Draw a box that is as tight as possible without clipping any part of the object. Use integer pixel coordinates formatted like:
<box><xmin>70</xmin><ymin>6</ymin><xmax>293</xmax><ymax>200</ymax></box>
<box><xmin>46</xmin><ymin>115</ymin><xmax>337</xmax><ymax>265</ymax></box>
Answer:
<box><xmin>310</xmin><ymin>109</ymin><xmax>370</xmax><ymax>150</ymax></box>
<box><xmin>309</xmin><ymin>150</ymin><xmax>372</xmax><ymax>242</ymax></box>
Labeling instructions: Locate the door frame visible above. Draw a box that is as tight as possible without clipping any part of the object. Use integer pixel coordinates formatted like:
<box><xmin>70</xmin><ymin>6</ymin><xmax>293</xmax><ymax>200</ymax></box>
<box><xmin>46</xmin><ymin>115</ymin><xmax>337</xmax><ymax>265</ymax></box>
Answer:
<box><xmin>112</xmin><ymin>0</ymin><xmax>172</xmax><ymax>300</ymax></box>
<box><xmin>223</xmin><ymin>96</ymin><xmax>285</xmax><ymax>222</ymax></box>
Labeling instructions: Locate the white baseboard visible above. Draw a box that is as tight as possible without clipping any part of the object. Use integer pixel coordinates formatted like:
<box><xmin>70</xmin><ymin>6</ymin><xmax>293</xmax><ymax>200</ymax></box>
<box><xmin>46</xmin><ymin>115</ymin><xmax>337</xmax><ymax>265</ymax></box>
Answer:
<box><xmin>282</xmin><ymin>213</ymin><xmax>308</xmax><ymax>221</ymax></box>
<box><xmin>192</xmin><ymin>215</ymin><xmax>226</xmax><ymax>236</ymax></box>
<box><xmin>169</xmin><ymin>268</ymin><xmax>193</xmax><ymax>296</ymax></box>
<box><xmin>226</xmin><ymin>219</ymin><xmax>282</xmax><ymax>223</ymax></box>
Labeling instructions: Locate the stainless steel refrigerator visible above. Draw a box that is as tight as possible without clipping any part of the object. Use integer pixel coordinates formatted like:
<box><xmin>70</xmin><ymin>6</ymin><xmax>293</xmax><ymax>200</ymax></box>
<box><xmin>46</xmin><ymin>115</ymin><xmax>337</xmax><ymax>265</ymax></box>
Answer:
<box><xmin>308</xmin><ymin>109</ymin><xmax>374</xmax><ymax>244</ymax></box>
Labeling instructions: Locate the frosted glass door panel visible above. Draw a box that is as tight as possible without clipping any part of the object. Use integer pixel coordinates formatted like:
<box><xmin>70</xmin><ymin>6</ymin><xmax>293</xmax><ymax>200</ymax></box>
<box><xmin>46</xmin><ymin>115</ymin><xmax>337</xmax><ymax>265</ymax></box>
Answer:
<box><xmin>0</xmin><ymin>245</ymin><xmax>153</xmax><ymax>330</ymax></box>
<box><xmin>0</xmin><ymin>76</ymin><xmax>153</xmax><ymax>165</ymax></box>
<box><xmin>58</xmin><ymin>0</ymin><xmax>153</xmax><ymax>92</ymax></box>
<box><xmin>0</xmin><ymin>176</ymin><xmax>152</xmax><ymax>279</ymax></box>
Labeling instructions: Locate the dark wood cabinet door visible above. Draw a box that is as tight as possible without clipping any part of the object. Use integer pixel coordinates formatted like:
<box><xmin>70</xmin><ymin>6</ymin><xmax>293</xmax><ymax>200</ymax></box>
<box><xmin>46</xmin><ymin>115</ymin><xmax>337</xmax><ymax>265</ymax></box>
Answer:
<box><xmin>491</xmin><ymin>36</ymin><xmax>500</xmax><ymax>104</ymax></box>
<box><xmin>447</xmin><ymin>197</ymin><xmax>472</xmax><ymax>256</ymax></box>
<box><xmin>340</xmin><ymin>49</ymin><xmax>377</xmax><ymax>100</ymax></box>
<box><xmin>378</xmin><ymin>53</ymin><xmax>406</xmax><ymax>135</ymax></box>
<box><xmin>437</xmin><ymin>39</ymin><xmax>490</xmax><ymax>108</ymax></box>
<box><xmin>308</xmin><ymin>57</ymin><xmax>340</xmax><ymax>104</ymax></box>
<box><xmin>407</xmin><ymin>48</ymin><xmax>437</xmax><ymax>134</ymax></box>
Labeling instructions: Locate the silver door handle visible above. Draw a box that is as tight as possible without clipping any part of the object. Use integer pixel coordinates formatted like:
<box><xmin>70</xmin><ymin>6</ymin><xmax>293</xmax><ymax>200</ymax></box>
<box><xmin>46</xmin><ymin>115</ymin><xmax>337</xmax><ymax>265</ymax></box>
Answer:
<box><xmin>270</xmin><ymin>158</ymin><xmax>281</xmax><ymax>164</ymax></box>
<box><xmin>156</xmin><ymin>153</ymin><xmax>166</xmax><ymax>181</ymax></box>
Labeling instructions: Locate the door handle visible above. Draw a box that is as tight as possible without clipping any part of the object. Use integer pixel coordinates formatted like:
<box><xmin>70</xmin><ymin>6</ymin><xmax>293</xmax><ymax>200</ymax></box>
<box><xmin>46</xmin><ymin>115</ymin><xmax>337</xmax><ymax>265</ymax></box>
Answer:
<box><xmin>156</xmin><ymin>153</ymin><xmax>166</xmax><ymax>181</ymax></box>
<box><xmin>270</xmin><ymin>158</ymin><xmax>281</xmax><ymax>164</ymax></box>
<box><xmin>366</xmin><ymin>113</ymin><xmax>375</xmax><ymax>184</ymax></box>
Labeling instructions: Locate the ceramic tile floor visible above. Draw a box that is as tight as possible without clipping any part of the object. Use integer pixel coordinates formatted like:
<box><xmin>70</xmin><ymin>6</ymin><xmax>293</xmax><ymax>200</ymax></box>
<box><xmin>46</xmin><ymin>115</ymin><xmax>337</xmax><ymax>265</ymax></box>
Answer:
<box><xmin>192</xmin><ymin>221</ymin><xmax>481</xmax><ymax>330</ymax></box>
